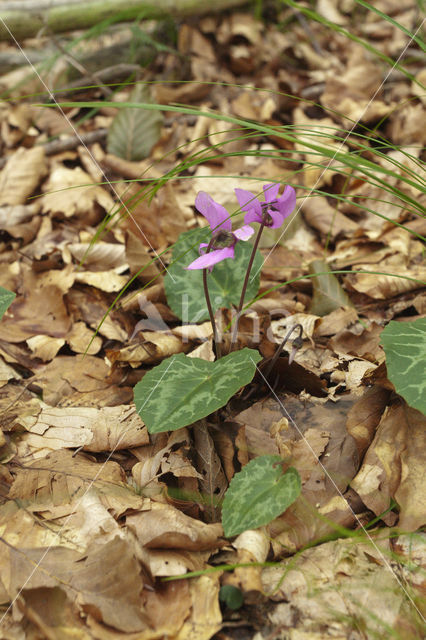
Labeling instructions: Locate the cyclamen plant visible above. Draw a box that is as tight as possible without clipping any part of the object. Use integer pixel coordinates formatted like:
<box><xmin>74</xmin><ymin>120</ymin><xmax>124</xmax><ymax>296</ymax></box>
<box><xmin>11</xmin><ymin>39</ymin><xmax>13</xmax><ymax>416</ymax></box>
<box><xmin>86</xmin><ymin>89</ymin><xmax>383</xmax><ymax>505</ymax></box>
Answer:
<box><xmin>134</xmin><ymin>183</ymin><xmax>301</xmax><ymax>537</ymax></box>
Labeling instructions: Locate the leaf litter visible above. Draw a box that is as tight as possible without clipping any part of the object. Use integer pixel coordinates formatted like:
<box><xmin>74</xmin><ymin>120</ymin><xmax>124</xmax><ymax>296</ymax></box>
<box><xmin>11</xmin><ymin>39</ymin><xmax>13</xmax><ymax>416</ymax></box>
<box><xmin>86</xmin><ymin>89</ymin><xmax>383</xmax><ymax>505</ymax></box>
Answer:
<box><xmin>0</xmin><ymin>1</ymin><xmax>425</xmax><ymax>638</ymax></box>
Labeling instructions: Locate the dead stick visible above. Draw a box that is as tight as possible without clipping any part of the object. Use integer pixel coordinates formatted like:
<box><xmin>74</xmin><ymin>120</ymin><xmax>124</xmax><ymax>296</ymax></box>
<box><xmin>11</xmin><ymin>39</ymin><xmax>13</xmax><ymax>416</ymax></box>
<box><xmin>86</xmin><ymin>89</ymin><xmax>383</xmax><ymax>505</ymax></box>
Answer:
<box><xmin>0</xmin><ymin>128</ymin><xmax>107</xmax><ymax>169</ymax></box>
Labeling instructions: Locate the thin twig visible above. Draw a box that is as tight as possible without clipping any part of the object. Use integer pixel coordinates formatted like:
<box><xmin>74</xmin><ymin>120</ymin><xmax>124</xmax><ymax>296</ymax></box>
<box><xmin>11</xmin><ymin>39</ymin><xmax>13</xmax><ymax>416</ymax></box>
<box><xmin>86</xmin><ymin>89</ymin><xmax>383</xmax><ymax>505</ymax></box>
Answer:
<box><xmin>0</xmin><ymin>129</ymin><xmax>107</xmax><ymax>169</ymax></box>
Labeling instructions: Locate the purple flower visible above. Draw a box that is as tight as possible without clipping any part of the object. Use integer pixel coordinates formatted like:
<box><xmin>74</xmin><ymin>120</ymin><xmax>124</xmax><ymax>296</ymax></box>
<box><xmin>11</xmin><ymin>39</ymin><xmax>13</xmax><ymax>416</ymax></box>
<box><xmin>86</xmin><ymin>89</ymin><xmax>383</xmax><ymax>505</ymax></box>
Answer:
<box><xmin>186</xmin><ymin>191</ymin><xmax>254</xmax><ymax>270</ymax></box>
<box><xmin>235</xmin><ymin>183</ymin><xmax>296</xmax><ymax>228</ymax></box>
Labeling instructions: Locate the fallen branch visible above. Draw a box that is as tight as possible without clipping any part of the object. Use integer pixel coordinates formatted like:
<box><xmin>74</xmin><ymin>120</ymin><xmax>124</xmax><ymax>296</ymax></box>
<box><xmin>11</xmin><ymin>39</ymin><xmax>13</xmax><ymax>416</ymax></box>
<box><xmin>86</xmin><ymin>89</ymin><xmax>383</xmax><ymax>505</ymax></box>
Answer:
<box><xmin>0</xmin><ymin>128</ymin><xmax>107</xmax><ymax>169</ymax></box>
<box><xmin>0</xmin><ymin>0</ymin><xmax>249</xmax><ymax>41</ymax></box>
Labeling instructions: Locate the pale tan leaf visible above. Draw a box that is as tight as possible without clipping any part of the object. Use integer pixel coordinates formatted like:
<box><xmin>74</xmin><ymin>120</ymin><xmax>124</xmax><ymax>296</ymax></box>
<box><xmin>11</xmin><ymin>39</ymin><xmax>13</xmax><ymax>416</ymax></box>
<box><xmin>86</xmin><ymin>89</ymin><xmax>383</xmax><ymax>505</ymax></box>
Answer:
<box><xmin>174</xmin><ymin>575</ymin><xmax>222</xmax><ymax>640</ymax></box>
<box><xmin>41</xmin><ymin>165</ymin><xmax>114</xmax><ymax>218</ymax></box>
<box><xmin>74</xmin><ymin>269</ymin><xmax>129</xmax><ymax>293</ymax></box>
<box><xmin>66</xmin><ymin>321</ymin><xmax>102</xmax><ymax>355</ymax></box>
<box><xmin>68</xmin><ymin>241</ymin><xmax>127</xmax><ymax>271</ymax></box>
<box><xmin>26</xmin><ymin>335</ymin><xmax>65</xmax><ymax>361</ymax></box>
<box><xmin>18</xmin><ymin>404</ymin><xmax>148</xmax><ymax>458</ymax></box>
<box><xmin>127</xmin><ymin>503</ymin><xmax>223</xmax><ymax>551</ymax></box>
<box><xmin>9</xmin><ymin>449</ymin><xmax>143</xmax><ymax>517</ymax></box>
<box><xmin>351</xmin><ymin>402</ymin><xmax>426</xmax><ymax>530</ymax></box>
<box><xmin>262</xmin><ymin>536</ymin><xmax>421</xmax><ymax>637</ymax></box>
<box><xmin>0</xmin><ymin>147</ymin><xmax>47</xmax><ymax>206</ymax></box>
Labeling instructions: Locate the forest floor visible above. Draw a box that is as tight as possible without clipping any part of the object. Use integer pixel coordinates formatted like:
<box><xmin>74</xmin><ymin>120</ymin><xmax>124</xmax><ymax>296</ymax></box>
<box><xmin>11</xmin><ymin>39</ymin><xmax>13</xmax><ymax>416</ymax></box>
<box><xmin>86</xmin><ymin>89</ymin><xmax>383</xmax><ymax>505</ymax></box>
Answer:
<box><xmin>0</xmin><ymin>1</ymin><xmax>425</xmax><ymax>638</ymax></box>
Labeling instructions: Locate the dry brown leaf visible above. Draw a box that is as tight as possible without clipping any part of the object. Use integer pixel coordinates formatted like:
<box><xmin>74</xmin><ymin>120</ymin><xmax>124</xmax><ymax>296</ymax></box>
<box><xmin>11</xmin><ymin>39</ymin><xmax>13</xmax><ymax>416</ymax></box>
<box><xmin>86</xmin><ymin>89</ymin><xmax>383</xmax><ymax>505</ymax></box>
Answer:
<box><xmin>293</xmin><ymin>108</ymin><xmax>349</xmax><ymax>188</ymax></box>
<box><xmin>346</xmin><ymin>385</ymin><xmax>391</xmax><ymax>457</ymax></box>
<box><xmin>9</xmin><ymin>449</ymin><xmax>143</xmax><ymax>517</ymax></box>
<box><xmin>321</xmin><ymin>45</ymin><xmax>393</xmax><ymax>123</ymax></box>
<box><xmin>302</xmin><ymin>195</ymin><xmax>358</xmax><ymax>237</ymax></box>
<box><xmin>74</xmin><ymin>268</ymin><xmax>129</xmax><ymax>293</ymax></box>
<box><xmin>7</xmin><ymin>537</ymin><xmax>148</xmax><ymax>633</ymax></box>
<box><xmin>66</xmin><ymin>321</ymin><xmax>102</xmax><ymax>355</ymax></box>
<box><xmin>0</xmin><ymin>274</ymin><xmax>72</xmax><ymax>343</ymax></box>
<box><xmin>125</xmin><ymin>229</ymin><xmax>160</xmax><ymax>280</ymax></box>
<box><xmin>26</xmin><ymin>334</ymin><xmax>65</xmax><ymax>361</ymax></box>
<box><xmin>67</xmin><ymin>241</ymin><xmax>127</xmax><ymax>271</ymax></box>
<box><xmin>227</xmin><ymin>528</ymin><xmax>270</xmax><ymax>600</ymax></box>
<box><xmin>120</xmin><ymin>181</ymin><xmax>187</xmax><ymax>249</ymax></box>
<box><xmin>262</xmin><ymin>536</ymin><xmax>422</xmax><ymax>637</ymax></box>
<box><xmin>41</xmin><ymin>165</ymin><xmax>114</xmax><ymax>218</ymax></box>
<box><xmin>109</xmin><ymin>331</ymin><xmax>186</xmax><ymax>367</ymax></box>
<box><xmin>34</xmin><ymin>355</ymin><xmax>114</xmax><ymax>406</ymax></box>
<box><xmin>127</xmin><ymin>502</ymin><xmax>223</xmax><ymax>551</ymax></box>
<box><xmin>194</xmin><ymin>423</ymin><xmax>228</xmax><ymax>522</ymax></box>
<box><xmin>314</xmin><ymin>306</ymin><xmax>358</xmax><ymax>337</ymax></box>
<box><xmin>346</xmin><ymin>262</ymin><xmax>426</xmax><ymax>299</ymax></box>
<box><xmin>174</xmin><ymin>574</ymin><xmax>222</xmax><ymax>640</ymax></box>
<box><xmin>17</xmin><ymin>404</ymin><xmax>148</xmax><ymax>459</ymax></box>
<box><xmin>0</xmin><ymin>147</ymin><xmax>48</xmax><ymax>206</ymax></box>
<box><xmin>66</xmin><ymin>285</ymin><xmax>129</xmax><ymax>342</ymax></box>
<box><xmin>351</xmin><ymin>401</ymin><xmax>426</xmax><ymax>530</ymax></box>
<box><xmin>328</xmin><ymin>322</ymin><xmax>384</xmax><ymax>361</ymax></box>
<box><xmin>143</xmin><ymin>580</ymin><xmax>192</xmax><ymax>637</ymax></box>
<box><xmin>0</xmin><ymin>203</ymin><xmax>39</xmax><ymax>229</ymax></box>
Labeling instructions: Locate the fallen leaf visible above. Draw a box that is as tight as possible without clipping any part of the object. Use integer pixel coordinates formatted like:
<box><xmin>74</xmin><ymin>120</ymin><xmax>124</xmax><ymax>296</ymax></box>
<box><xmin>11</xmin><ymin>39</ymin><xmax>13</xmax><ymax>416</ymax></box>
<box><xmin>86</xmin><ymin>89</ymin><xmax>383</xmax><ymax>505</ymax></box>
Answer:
<box><xmin>0</xmin><ymin>147</ymin><xmax>47</xmax><ymax>205</ymax></box>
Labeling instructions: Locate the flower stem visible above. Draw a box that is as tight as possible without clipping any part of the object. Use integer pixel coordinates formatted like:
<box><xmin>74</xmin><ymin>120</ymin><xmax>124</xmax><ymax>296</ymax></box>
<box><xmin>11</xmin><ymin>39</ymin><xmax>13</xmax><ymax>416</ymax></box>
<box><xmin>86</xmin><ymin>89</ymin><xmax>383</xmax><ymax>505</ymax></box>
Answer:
<box><xmin>203</xmin><ymin>241</ymin><xmax>221</xmax><ymax>359</ymax></box>
<box><xmin>229</xmin><ymin>222</ymin><xmax>265</xmax><ymax>352</ymax></box>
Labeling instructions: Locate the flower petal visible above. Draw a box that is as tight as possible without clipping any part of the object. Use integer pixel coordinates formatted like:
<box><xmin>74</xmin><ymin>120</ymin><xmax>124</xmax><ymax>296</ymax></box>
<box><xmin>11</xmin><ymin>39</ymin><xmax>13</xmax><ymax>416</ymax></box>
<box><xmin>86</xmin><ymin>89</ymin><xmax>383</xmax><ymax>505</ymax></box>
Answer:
<box><xmin>276</xmin><ymin>185</ymin><xmax>296</xmax><ymax>218</ymax></box>
<box><xmin>266</xmin><ymin>209</ymin><xmax>285</xmax><ymax>228</ymax></box>
<box><xmin>243</xmin><ymin>209</ymin><xmax>262</xmax><ymax>225</ymax></box>
<box><xmin>195</xmin><ymin>191</ymin><xmax>231</xmax><ymax>232</ymax></box>
<box><xmin>186</xmin><ymin>247</ymin><xmax>235</xmax><ymax>270</ymax></box>
<box><xmin>233</xmin><ymin>224</ymin><xmax>255</xmax><ymax>241</ymax></box>
<box><xmin>235</xmin><ymin>188</ymin><xmax>262</xmax><ymax>217</ymax></box>
<box><xmin>263</xmin><ymin>183</ymin><xmax>280</xmax><ymax>202</ymax></box>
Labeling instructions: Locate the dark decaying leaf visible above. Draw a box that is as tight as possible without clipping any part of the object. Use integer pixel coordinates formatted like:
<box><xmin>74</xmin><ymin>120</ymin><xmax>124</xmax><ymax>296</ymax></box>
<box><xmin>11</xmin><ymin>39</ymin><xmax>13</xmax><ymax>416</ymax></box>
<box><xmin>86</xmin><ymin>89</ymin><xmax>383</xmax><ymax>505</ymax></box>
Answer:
<box><xmin>107</xmin><ymin>83</ymin><xmax>163</xmax><ymax>161</ymax></box>
<box><xmin>308</xmin><ymin>259</ymin><xmax>352</xmax><ymax>316</ymax></box>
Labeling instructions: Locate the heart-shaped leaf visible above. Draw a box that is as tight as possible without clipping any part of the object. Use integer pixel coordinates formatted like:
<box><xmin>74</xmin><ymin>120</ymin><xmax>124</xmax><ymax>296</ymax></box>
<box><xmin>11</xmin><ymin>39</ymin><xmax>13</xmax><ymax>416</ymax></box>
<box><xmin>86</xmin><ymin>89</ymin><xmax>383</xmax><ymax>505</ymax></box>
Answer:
<box><xmin>222</xmin><ymin>457</ymin><xmax>301</xmax><ymax>537</ymax></box>
<box><xmin>381</xmin><ymin>318</ymin><xmax>426</xmax><ymax>415</ymax></box>
<box><xmin>134</xmin><ymin>348</ymin><xmax>261</xmax><ymax>433</ymax></box>
<box><xmin>164</xmin><ymin>228</ymin><xmax>263</xmax><ymax>322</ymax></box>
<box><xmin>0</xmin><ymin>287</ymin><xmax>15</xmax><ymax>321</ymax></box>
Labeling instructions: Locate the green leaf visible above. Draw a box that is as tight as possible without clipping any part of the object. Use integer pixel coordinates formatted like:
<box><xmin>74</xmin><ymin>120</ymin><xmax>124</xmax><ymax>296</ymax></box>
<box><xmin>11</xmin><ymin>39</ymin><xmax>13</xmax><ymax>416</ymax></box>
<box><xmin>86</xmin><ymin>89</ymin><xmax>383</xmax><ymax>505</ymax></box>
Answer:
<box><xmin>308</xmin><ymin>259</ymin><xmax>352</xmax><ymax>316</ymax></box>
<box><xmin>219</xmin><ymin>585</ymin><xmax>244</xmax><ymax>610</ymax></box>
<box><xmin>134</xmin><ymin>348</ymin><xmax>262</xmax><ymax>433</ymax></box>
<box><xmin>380</xmin><ymin>318</ymin><xmax>426</xmax><ymax>415</ymax></box>
<box><xmin>107</xmin><ymin>84</ymin><xmax>163</xmax><ymax>161</ymax></box>
<box><xmin>222</xmin><ymin>457</ymin><xmax>301</xmax><ymax>538</ymax></box>
<box><xmin>164</xmin><ymin>228</ymin><xmax>263</xmax><ymax>322</ymax></box>
<box><xmin>0</xmin><ymin>287</ymin><xmax>15</xmax><ymax>321</ymax></box>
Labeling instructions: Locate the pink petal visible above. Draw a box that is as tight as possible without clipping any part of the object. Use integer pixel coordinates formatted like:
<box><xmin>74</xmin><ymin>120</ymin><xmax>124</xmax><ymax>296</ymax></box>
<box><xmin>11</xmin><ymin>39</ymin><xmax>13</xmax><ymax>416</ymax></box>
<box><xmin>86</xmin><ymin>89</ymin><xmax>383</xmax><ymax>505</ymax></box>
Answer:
<box><xmin>235</xmin><ymin>188</ymin><xmax>262</xmax><ymax>216</ymax></box>
<box><xmin>267</xmin><ymin>209</ymin><xmax>285</xmax><ymax>228</ymax></box>
<box><xmin>233</xmin><ymin>224</ymin><xmax>255</xmax><ymax>241</ymax></box>
<box><xmin>263</xmin><ymin>183</ymin><xmax>280</xmax><ymax>201</ymax></box>
<box><xmin>277</xmin><ymin>185</ymin><xmax>296</xmax><ymax>218</ymax></box>
<box><xmin>195</xmin><ymin>191</ymin><xmax>231</xmax><ymax>232</ymax></box>
<box><xmin>243</xmin><ymin>209</ymin><xmax>262</xmax><ymax>225</ymax></box>
<box><xmin>186</xmin><ymin>247</ymin><xmax>235</xmax><ymax>270</ymax></box>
